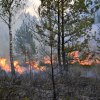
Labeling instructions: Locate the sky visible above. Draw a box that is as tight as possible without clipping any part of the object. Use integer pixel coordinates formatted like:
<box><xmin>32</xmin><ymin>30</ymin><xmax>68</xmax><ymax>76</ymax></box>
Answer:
<box><xmin>26</xmin><ymin>0</ymin><xmax>41</xmax><ymax>17</ymax></box>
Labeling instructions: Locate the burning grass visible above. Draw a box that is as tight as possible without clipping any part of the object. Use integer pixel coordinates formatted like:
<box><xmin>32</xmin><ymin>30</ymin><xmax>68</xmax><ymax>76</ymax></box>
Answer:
<box><xmin>68</xmin><ymin>51</ymin><xmax>100</xmax><ymax>66</ymax></box>
<box><xmin>0</xmin><ymin>58</ymin><xmax>46</xmax><ymax>75</ymax></box>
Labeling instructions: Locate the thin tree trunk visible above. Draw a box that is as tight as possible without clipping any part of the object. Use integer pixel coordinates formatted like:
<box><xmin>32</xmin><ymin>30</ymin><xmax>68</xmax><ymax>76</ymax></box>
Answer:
<box><xmin>8</xmin><ymin>12</ymin><xmax>16</xmax><ymax>78</ymax></box>
<box><xmin>46</xmin><ymin>1</ymin><xmax>57</xmax><ymax>99</ymax></box>
<box><xmin>28</xmin><ymin>55</ymin><xmax>32</xmax><ymax>81</ymax></box>
<box><xmin>61</xmin><ymin>0</ymin><xmax>68</xmax><ymax>72</ymax></box>
<box><xmin>48</xmin><ymin>1</ymin><xmax>57</xmax><ymax>99</ymax></box>
<box><xmin>51</xmin><ymin>44</ymin><xmax>57</xmax><ymax>100</ymax></box>
<box><xmin>58</xmin><ymin>0</ymin><xmax>62</xmax><ymax>71</ymax></box>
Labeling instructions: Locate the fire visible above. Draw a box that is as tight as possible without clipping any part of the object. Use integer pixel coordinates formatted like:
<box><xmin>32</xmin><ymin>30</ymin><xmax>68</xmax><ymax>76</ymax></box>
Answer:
<box><xmin>0</xmin><ymin>58</ymin><xmax>11</xmax><ymax>72</ymax></box>
<box><xmin>43</xmin><ymin>56</ymin><xmax>51</xmax><ymax>64</ymax></box>
<box><xmin>0</xmin><ymin>58</ymin><xmax>46</xmax><ymax>74</ymax></box>
<box><xmin>96</xmin><ymin>59</ymin><xmax>100</xmax><ymax>64</ymax></box>
<box><xmin>0</xmin><ymin>52</ymin><xmax>99</xmax><ymax>74</ymax></box>
<box><xmin>0</xmin><ymin>58</ymin><xmax>6</xmax><ymax>67</ymax></box>
<box><xmin>39</xmin><ymin>52</ymin><xmax>100</xmax><ymax>66</ymax></box>
<box><xmin>69</xmin><ymin>51</ymin><xmax>80</xmax><ymax>64</ymax></box>
<box><xmin>14</xmin><ymin>61</ymin><xmax>25</xmax><ymax>74</ymax></box>
<box><xmin>26</xmin><ymin>61</ymin><xmax>46</xmax><ymax>71</ymax></box>
<box><xmin>0</xmin><ymin>58</ymin><xmax>25</xmax><ymax>74</ymax></box>
<box><xmin>69</xmin><ymin>51</ymin><xmax>100</xmax><ymax>66</ymax></box>
<box><xmin>43</xmin><ymin>56</ymin><xmax>56</xmax><ymax>64</ymax></box>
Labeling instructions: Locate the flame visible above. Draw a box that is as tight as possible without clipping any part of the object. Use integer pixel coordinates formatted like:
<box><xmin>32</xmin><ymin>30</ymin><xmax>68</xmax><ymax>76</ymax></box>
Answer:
<box><xmin>0</xmin><ymin>58</ymin><xmax>25</xmax><ymax>74</ymax></box>
<box><xmin>26</xmin><ymin>61</ymin><xmax>46</xmax><ymax>71</ymax></box>
<box><xmin>96</xmin><ymin>59</ymin><xmax>100</xmax><ymax>64</ymax></box>
<box><xmin>0</xmin><ymin>58</ymin><xmax>11</xmax><ymax>72</ymax></box>
<box><xmin>0</xmin><ymin>58</ymin><xmax>46</xmax><ymax>74</ymax></box>
<box><xmin>0</xmin><ymin>51</ymin><xmax>99</xmax><ymax>74</ymax></box>
<box><xmin>14</xmin><ymin>61</ymin><xmax>25</xmax><ymax>74</ymax></box>
<box><xmin>43</xmin><ymin>56</ymin><xmax>56</xmax><ymax>64</ymax></box>
<box><xmin>43</xmin><ymin>56</ymin><xmax>51</xmax><ymax>64</ymax></box>
<box><xmin>39</xmin><ymin>52</ymin><xmax>100</xmax><ymax>66</ymax></box>
<box><xmin>69</xmin><ymin>51</ymin><xmax>80</xmax><ymax>64</ymax></box>
<box><xmin>69</xmin><ymin>51</ymin><xmax>100</xmax><ymax>66</ymax></box>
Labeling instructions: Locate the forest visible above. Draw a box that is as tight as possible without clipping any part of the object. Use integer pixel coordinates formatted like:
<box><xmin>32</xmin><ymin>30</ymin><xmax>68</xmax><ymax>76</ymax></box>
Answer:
<box><xmin>0</xmin><ymin>0</ymin><xmax>100</xmax><ymax>100</ymax></box>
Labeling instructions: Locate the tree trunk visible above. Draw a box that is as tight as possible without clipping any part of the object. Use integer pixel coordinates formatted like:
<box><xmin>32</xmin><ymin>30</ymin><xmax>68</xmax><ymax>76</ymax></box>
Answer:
<box><xmin>61</xmin><ymin>0</ymin><xmax>68</xmax><ymax>72</ymax></box>
<box><xmin>46</xmin><ymin>1</ymin><xmax>57</xmax><ymax>99</ymax></box>
<box><xmin>48</xmin><ymin>2</ymin><xmax>57</xmax><ymax>99</ymax></box>
<box><xmin>8</xmin><ymin>12</ymin><xmax>16</xmax><ymax>78</ymax></box>
<box><xmin>51</xmin><ymin>44</ymin><xmax>57</xmax><ymax>100</ymax></box>
<box><xmin>58</xmin><ymin>0</ymin><xmax>62</xmax><ymax>72</ymax></box>
<box><xmin>28</xmin><ymin>54</ymin><xmax>32</xmax><ymax>81</ymax></box>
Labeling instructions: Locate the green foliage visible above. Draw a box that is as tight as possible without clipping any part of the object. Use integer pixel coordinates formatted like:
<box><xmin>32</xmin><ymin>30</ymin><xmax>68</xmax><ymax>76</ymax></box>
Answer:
<box><xmin>74</xmin><ymin>0</ymin><xmax>88</xmax><ymax>13</ymax></box>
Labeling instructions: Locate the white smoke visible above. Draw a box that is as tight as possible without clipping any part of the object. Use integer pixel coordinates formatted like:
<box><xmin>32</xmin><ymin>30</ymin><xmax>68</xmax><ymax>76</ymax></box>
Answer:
<box><xmin>95</xmin><ymin>8</ymin><xmax>100</xmax><ymax>24</ymax></box>
<box><xmin>0</xmin><ymin>20</ymin><xmax>9</xmax><ymax>58</ymax></box>
<box><xmin>88</xmin><ymin>8</ymin><xmax>100</xmax><ymax>53</ymax></box>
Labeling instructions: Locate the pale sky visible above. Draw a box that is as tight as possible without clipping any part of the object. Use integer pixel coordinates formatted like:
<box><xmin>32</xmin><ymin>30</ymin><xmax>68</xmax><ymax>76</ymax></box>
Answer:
<box><xmin>25</xmin><ymin>0</ymin><xmax>41</xmax><ymax>17</ymax></box>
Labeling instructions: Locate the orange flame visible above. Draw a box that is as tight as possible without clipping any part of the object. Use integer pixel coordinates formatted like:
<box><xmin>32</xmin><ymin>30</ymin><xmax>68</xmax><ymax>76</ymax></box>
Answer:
<box><xmin>26</xmin><ymin>61</ymin><xmax>46</xmax><ymax>71</ymax></box>
<box><xmin>43</xmin><ymin>56</ymin><xmax>51</xmax><ymax>64</ymax></box>
<box><xmin>0</xmin><ymin>58</ymin><xmax>25</xmax><ymax>74</ymax></box>
<box><xmin>39</xmin><ymin>52</ymin><xmax>100</xmax><ymax>66</ymax></box>
<box><xmin>14</xmin><ymin>61</ymin><xmax>25</xmax><ymax>74</ymax></box>
<box><xmin>0</xmin><ymin>58</ymin><xmax>46</xmax><ymax>74</ymax></box>
<box><xmin>43</xmin><ymin>56</ymin><xmax>56</xmax><ymax>64</ymax></box>
<box><xmin>0</xmin><ymin>58</ymin><xmax>11</xmax><ymax>72</ymax></box>
<box><xmin>69</xmin><ymin>51</ymin><xmax>100</xmax><ymax>66</ymax></box>
<box><xmin>0</xmin><ymin>51</ymin><xmax>99</xmax><ymax>74</ymax></box>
